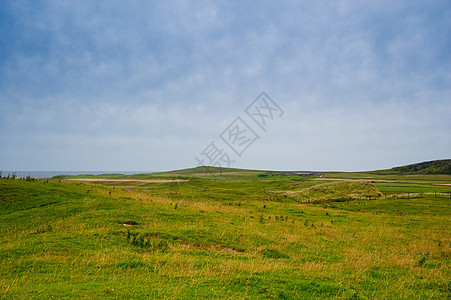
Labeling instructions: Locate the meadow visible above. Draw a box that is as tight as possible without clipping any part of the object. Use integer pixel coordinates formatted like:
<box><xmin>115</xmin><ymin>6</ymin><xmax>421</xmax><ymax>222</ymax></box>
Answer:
<box><xmin>0</xmin><ymin>167</ymin><xmax>450</xmax><ymax>299</ymax></box>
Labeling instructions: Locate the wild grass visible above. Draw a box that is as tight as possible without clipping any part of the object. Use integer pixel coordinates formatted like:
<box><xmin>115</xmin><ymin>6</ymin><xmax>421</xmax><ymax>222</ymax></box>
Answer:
<box><xmin>286</xmin><ymin>181</ymin><xmax>382</xmax><ymax>203</ymax></box>
<box><xmin>0</xmin><ymin>171</ymin><xmax>450</xmax><ymax>299</ymax></box>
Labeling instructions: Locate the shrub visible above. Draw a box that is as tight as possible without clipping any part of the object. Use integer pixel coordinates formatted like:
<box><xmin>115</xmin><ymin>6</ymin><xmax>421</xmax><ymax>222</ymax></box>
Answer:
<box><xmin>34</xmin><ymin>224</ymin><xmax>52</xmax><ymax>234</ymax></box>
<box><xmin>260</xmin><ymin>249</ymin><xmax>289</xmax><ymax>259</ymax></box>
<box><xmin>128</xmin><ymin>232</ymin><xmax>169</xmax><ymax>252</ymax></box>
<box><xmin>416</xmin><ymin>253</ymin><xmax>429</xmax><ymax>267</ymax></box>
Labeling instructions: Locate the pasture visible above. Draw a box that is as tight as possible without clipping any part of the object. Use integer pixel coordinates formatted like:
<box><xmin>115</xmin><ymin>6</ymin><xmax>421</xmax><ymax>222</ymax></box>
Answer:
<box><xmin>0</xmin><ymin>168</ymin><xmax>450</xmax><ymax>299</ymax></box>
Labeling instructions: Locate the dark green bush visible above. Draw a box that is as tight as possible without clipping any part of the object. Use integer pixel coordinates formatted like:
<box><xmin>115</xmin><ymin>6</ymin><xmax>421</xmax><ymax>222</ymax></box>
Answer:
<box><xmin>260</xmin><ymin>249</ymin><xmax>289</xmax><ymax>259</ymax></box>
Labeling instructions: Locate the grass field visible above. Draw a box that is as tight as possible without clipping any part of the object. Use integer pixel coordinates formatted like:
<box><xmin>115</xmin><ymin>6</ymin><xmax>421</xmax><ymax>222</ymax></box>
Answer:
<box><xmin>0</xmin><ymin>168</ymin><xmax>450</xmax><ymax>299</ymax></box>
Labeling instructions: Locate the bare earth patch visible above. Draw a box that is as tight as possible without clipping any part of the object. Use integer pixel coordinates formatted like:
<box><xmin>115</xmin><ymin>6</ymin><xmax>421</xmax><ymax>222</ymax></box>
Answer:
<box><xmin>64</xmin><ymin>178</ymin><xmax>188</xmax><ymax>183</ymax></box>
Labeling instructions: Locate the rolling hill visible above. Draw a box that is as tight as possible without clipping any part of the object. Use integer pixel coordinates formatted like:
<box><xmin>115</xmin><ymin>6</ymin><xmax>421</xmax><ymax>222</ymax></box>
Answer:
<box><xmin>391</xmin><ymin>159</ymin><xmax>451</xmax><ymax>175</ymax></box>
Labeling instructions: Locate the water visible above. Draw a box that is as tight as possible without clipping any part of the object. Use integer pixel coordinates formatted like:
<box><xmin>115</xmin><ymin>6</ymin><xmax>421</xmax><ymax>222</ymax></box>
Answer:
<box><xmin>0</xmin><ymin>171</ymin><xmax>152</xmax><ymax>179</ymax></box>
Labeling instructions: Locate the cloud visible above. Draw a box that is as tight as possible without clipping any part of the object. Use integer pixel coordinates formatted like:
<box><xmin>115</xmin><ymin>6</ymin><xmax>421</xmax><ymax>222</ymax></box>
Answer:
<box><xmin>0</xmin><ymin>0</ymin><xmax>450</xmax><ymax>171</ymax></box>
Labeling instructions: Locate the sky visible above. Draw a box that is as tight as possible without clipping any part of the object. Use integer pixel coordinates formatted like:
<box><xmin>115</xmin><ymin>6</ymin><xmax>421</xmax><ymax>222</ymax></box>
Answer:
<box><xmin>0</xmin><ymin>0</ymin><xmax>450</xmax><ymax>172</ymax></box>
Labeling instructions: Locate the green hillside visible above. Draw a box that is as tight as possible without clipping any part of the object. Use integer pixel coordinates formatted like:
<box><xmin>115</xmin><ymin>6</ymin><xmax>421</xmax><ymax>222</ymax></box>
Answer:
<box><xmin>1</xmin><ymin>170</ymin><xmax>450</xmax><ymax>299</ymax></box>
<box><xmin>380</xmin><ymin>159</ymin><xmax>451</xmax><ymax>175</ymax></box>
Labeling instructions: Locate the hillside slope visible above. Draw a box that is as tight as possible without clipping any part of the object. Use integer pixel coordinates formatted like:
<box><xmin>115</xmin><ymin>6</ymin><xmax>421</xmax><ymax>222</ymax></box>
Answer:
<box><xmin>391</xmin><ymin>159</ymin><xmax>451</xmax><ymax>175</ymax></box>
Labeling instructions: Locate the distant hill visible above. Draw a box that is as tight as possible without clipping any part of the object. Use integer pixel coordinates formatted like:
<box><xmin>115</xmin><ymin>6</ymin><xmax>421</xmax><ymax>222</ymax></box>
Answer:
<box><xmin>153</xmin><ymin>166</ymin><xmax>251</xmax><ymax>175</ymax></box>
<box><xmin>156</xmin><ymin>161</ymin><xmax>451</xmax><ymax>177</ymax></box>
<box><xmin>391</xmin><ymin>159</ymin><xmax>451</xmax><ymax>175</ymax></box>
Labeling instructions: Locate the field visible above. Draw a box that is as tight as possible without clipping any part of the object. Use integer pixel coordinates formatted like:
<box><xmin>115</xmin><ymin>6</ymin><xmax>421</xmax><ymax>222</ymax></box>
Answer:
<box><xmin>0</xmin><ymin>167</ymin><xmax>450</xmax><ymax>299</ymax></box>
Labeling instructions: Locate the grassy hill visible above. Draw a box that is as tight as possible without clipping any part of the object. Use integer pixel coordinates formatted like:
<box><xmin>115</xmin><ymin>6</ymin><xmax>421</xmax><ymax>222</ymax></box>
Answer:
<box><xmin>49</xmin><ymin>160</ymin><xmax>451</xmax><ymax>182</ymax></box>
<box><xmin>369</xmin><ymin>159</ymin><xmax>451</xmax><ymax>175</ymax></box>
<box><xmin>287</xmin><ymin>181</ymin><xmax>383</xmax><ymax>203</ymax></box>
<box><xmin>391</xmin><ymin>159</ymin><xmax>451</xmax><ymax>175</ymax></box>
<box><xmin>1</xmin><ymin>170</ymin><xmax>450</xmax><ymax>299</ymax></box>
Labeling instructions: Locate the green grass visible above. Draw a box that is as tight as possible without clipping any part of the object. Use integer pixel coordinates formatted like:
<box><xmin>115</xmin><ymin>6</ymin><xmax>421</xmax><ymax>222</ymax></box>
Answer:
<box><xmin>374</xmin><ymin>182</ymin><xmax>451</xmax><ymax>194</ymax></box>
<box><xmin>1</xmin><ymin>169</ymin><xmax>450</xmax><ymax>299</ymax></box>
<box><xmin>287</xmin><ymin>181</ymin><xmax>382</xmax><ymax>203</ymax></box>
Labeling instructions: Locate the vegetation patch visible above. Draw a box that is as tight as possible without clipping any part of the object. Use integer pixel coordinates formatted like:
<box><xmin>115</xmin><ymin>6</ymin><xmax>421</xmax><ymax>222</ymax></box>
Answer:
<box><xmin>289</xmin><ymin>181</ymin><xmax>382</xmax><ymax>203</ymax></box>
<box><xmin>127</xmin><ymin>231</ymin><xmax>170</xmax><ymax>252</ymax></box>
<box><xmin>259</xmin><ymin>248</ymin><xmax>290</xmax><ymax>259</ymax></box>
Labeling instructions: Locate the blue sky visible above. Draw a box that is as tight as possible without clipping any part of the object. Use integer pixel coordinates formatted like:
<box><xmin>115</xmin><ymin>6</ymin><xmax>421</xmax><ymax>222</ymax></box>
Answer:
<box><xmin>0</xmin><ymin>0</ymin><xmax>450</xmax><ymax>172</ymax></box>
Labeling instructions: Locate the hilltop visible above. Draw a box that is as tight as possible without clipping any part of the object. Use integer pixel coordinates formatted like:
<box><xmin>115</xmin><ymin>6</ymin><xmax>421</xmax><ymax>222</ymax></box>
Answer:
<box><xmin>390</xmin><ymin>159</ymin><xmax>451</xmax><ymax>175</ymax></box>
<box><xmin>154</xmin><ymin>159</ymin><xmax>451</xmax><ymax>177</ymax></box>
<box><xmin>47</xmin><ymin>159</ymin><xmax>451</xmax><ymax>181</ymax></box>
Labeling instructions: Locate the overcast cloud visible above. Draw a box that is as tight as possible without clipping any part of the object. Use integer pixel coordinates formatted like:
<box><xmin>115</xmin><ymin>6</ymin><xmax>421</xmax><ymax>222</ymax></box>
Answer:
<box><xmin>1</xmin><ymin>0</ymin><xmax>450</xmax><ymax>172</ymax></box>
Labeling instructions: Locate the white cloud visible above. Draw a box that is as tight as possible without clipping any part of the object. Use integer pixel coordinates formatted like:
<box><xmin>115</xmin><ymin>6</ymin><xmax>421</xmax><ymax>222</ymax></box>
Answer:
<box><xmin>0</xmin><ymin>0</ymin><xmax>450</xmax><ymax>171</ymax></box>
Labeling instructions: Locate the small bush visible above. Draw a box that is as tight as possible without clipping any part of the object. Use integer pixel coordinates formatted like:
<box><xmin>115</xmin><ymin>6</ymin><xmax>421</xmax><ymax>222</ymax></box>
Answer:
<box><xmin>34</xmin><ymin>224</ymin><xmax>52</xmax><ymax>234</ymax></box>
<box><xmin>128</xmin><ymin>232</ymin><xmax>169</xmax><ymax>252</ymax></box>
<box><xmin>260</xmin><ymin>249</ymin><xmax>289</xmax><ymax>259</ymax></box>
<box><xmin>416</xmin><ymin>253</ymin><xmax>429</xmax><ymax>267</ymax></box>
<box><xmin>117</xmin><ymin>261</ymin><xmax>147</xmax><ymax>270</ymax></box>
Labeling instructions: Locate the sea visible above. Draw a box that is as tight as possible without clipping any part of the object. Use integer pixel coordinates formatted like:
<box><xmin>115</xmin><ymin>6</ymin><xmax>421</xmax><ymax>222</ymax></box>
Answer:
<box><xmin>0</xmin><ymin>171</ymin><xmax>152</xmax><ymax>179</ymax></box>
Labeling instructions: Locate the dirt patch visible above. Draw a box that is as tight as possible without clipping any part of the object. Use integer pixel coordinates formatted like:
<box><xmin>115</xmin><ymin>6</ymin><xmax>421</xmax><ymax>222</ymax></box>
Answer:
<box><xmin>120</xmin><ymin>221</ymin><xmax>138</xmax><ymax>226</ymax></box>
<box><xmin>64</xmin><ymin>178</ymin><xmax>188</xmax><ymax>183</ymax></box>
<box><xmin>221</xmin><ymin>247</ymin><xmax>238</xmax><ymax>253</ymax></box>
